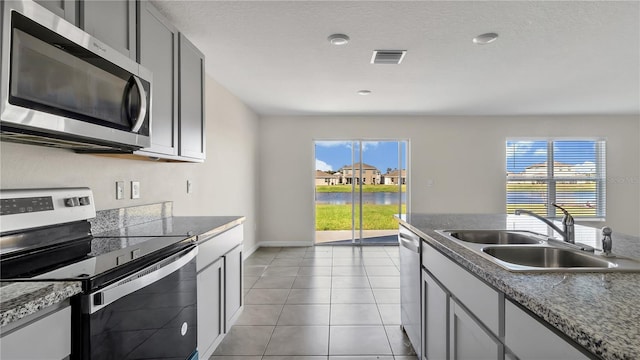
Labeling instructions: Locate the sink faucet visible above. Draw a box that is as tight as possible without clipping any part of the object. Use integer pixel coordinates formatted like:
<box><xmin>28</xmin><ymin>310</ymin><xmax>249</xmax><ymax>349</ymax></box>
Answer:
<box><xmin>514</xmin><ymin>203</ymin><xmax>575</xmax><ymax>243</ymax></box>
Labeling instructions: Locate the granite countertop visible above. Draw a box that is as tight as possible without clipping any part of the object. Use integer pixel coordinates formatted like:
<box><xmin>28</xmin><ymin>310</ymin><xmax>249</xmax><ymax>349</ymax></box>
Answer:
<box><xmin>1</xmin><ymin>215</ymin><xmax>245</xmax><ymax>329</ymax></box>
<box><xmin>93</xmin><ymin>216</ymin><xmax>245</xmax><ymax>242</ymax></box>
<box><xmin>0</xmin><ymin>281</ymin><xmax>82</xmax><ymax>327</ymax></box>
<box><xmin>398</xmin><ymin>213</ymin><xmax>640</xmax><ymax>360</ymax></box>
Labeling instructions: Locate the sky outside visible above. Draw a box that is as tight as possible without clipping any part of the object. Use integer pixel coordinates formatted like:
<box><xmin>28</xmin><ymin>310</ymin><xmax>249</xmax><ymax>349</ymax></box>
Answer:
<box><xmin>507</xmin><ymin>140</ymin><xmax>598</xmax><ymax>173</ymax></box>
<box><xmin>316</xmin><ymin>140</ymin><xmax>598</xmax><ymax>174</ymax></box>
<box><xmin>315</xmin><ymin>141</ymin><xmax>406</xmax><ymax>173</ymax></box>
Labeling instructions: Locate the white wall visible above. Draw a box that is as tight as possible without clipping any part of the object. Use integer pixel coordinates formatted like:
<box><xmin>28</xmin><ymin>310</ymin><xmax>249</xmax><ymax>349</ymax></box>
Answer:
<box><xmin>0</xmin><ymin>75</ymin><xmax>260</xmax><ymax>253</ymax></box>
<box><xmin>258</xmin><ymin>115</ymin><xmax>640</xmax><ymax>246</ymax></box>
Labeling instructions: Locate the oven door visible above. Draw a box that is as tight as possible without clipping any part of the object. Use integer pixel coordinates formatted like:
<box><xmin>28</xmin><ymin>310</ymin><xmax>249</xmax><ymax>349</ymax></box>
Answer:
<box><xmin>75</xmin><ymin>246</ymin><xmax>198</xmax><ymax>360</ymax></box>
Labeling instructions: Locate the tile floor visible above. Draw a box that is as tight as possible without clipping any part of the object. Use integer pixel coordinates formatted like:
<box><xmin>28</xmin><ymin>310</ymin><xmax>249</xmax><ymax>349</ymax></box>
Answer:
<box><xmin>211</xmin><ymin>245</ymin><xmax>417</xmax><ymax>360</ymax></box>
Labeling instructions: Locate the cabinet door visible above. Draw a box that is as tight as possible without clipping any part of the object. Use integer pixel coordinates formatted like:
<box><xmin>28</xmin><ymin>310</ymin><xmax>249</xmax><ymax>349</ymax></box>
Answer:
<box><xmin>423</xmin><ymin>243</ymin><xmax>500</xmax><ymax>336</ymax></box>
<box><xmin>422</xmin><ymin>270</ymin><xmax>449</xmax><ymax>360</ymax></box>
<box><xmin>35</xmin><ymin>0</ymin><xmax>77</xmax><ymax>25</ymax></box>
<box><xmin>179</xmin><ymin>34</ymin><xmax>206</xmax><ymax>160</ymax></box>
<box><xmin>81</xmin><ymin>0</ymin><xmax>136</xmax><ymax>59</ymax></box>
<box><xmin>505</xmin><ymin>300</ymin><xmax>589</xmax><ymax>360</ymax></box>
<box><xmin>450</xmin><ymin>298</ymin><xmax>502</xmax><ymax>360</ymax></box>
<box><xmin>0</xmin><ymin>305</ymin><xmax>71</xmax><ymax>359</ymax></box>
<box><xmin>224</xmin><ymin>245</ymin><xmax>243</xmax><ymax>330</ymax></box>
<box><xmin>197</xmin><ymin>257</ymin><xmax>224</xmax><ymax>359</ymax></box>
<box><xmin>136</xmin><ymin>1</ymin><xmax>178</xmax><ymax>156</ymax></box>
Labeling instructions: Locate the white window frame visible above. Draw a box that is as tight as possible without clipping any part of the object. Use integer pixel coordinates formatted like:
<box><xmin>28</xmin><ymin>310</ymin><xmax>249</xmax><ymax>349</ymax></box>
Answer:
<box><xmin>506</xmin><ymin>138</ymin><xmax>606</xmax><ymax>219</ymax></box>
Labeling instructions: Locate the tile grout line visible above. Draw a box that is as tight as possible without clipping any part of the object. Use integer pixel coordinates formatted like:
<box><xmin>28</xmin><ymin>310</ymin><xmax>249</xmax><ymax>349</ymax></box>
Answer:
<box><xmin>260</xmin><ymin>247</ymin><xmax>285</xmax><ymax>359</ymax></box>
<box><xmin>237</xmin><ymin>245</ymin><xmax>405</xmax><ymax>359</ymax></box>
<box><xmin>367</xmin><ymin>251</ymin><xmax>398</xmax><ymax>357</ymax></box>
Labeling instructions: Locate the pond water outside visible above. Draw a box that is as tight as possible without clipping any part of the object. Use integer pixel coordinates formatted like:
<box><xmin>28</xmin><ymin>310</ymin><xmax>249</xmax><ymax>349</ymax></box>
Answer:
<box><xmin>316</xmin><ymin>192</ymin><xmax>406</xmax><ymax>205</ymax></box>
<box><xmin>317</xmin><ymin>192</ymin><xmax>593</xmax><ymax>205</ymax></box>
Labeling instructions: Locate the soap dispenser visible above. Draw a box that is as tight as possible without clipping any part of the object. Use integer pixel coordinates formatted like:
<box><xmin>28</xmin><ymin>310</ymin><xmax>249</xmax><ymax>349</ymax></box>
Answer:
<box><xmin>601</xmin><ymin>226</ymin><xmax>613</xmax><ymax>256</ymax></box>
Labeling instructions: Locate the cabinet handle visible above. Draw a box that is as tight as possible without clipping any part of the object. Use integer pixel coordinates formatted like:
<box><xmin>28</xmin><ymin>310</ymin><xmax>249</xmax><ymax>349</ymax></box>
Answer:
<box><xmin>130</xmin><ymin>76</ymin><xmax>147</xmax><ymax>133</ymax></box>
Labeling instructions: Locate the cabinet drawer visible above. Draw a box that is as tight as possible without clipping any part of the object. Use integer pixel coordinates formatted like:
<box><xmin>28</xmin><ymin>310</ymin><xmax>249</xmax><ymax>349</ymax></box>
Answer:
<box><xmin>0</xmin><ymin>306</ymin><xmax>71</xmax><ymax>359</ymax></box>
<box><xmin>422</xmin><ymin>242</ymin><xmax>500</xmax><ymax>336</ymax></box>
<box><xmin>197</xmin><ymin>225</ymin><xmax>243</xmax><ymax>272</ymax></box>
<box><xmin>505</xmin><ymin>300</ymin><xmax>589</xmax><ymax>360</ymax></box>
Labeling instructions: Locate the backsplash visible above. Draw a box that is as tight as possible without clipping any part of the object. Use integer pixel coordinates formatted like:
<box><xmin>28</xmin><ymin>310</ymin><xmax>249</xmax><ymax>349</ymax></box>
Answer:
<box><xmin>90</xmin><ymin>202</ymin><xmax>173</xmax><ymax>235</ymax></box>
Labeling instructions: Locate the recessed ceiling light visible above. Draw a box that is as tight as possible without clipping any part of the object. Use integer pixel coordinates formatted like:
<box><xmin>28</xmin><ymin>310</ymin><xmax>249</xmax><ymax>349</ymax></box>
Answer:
<box><xmin>328</xmin><ymin>34</ymin><xmax>350</xmax><ymax>46</ymax></box>
<box><xmin>357</xmin><ymin>90</ymin><xmax>371</xmax><ymax>95</ymax></box>
<box><xmin>473</xmin><ymin>32</ymin><xmax>499</xmax><ymax>45</ymax></box>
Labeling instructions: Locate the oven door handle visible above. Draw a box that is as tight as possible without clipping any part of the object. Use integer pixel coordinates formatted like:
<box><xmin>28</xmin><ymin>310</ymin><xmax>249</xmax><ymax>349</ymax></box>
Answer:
<box><xmin>82</xmin><ymin>246</ymin><xmax>198</xmax><ymax>314</ymax></box>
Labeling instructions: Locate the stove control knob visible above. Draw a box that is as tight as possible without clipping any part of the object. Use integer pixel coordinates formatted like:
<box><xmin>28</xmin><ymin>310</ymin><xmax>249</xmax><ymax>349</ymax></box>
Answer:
<box><xmin>79</xmin><ymin>196</ymin><xmax>91</xmax><ymax>206</ymax></box>
<box><xmin>65</xmin><ymin>197</ymin><xmax>79</xmax><ymax>207</ymax></box>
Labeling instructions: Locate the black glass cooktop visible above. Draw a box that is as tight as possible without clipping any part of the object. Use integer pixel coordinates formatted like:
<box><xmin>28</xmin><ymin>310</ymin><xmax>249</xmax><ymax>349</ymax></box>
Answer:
<box><xmin>2</xmin><ymin>235</ymin><xmax>189</xmax><ymax>282</ymax></box>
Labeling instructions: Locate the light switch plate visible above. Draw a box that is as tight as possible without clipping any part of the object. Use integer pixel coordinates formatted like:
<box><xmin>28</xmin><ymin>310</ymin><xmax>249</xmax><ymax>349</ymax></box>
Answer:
<box><xmin>116</xmin><ymin>181</ymin><xmax>124</xmax><ymax>200</ymax></box>
<box><xmin>131</xmin><ymin>181</ymin><xmax>140</xmax><ymax>199</ymax></box>
<box><xmin>187</xmin><ymin>180</ymin><xmax>193</xmax><ymax>194</ymax></box>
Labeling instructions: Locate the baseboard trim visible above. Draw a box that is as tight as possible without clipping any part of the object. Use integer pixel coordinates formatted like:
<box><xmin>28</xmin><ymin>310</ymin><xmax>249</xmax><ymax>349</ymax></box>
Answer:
<box><xmin>254</xmin><ymin>240</ymin><xmax>315</xmax><ymax>248</ymax></box>
<box><xmin>243</xmin><ymin>243</ymin><xmax>260</xmax><ymax>258</ymax></box>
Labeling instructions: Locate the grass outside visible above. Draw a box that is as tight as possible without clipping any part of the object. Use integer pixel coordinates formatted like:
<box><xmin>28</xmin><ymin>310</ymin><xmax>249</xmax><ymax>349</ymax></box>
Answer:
<box><xmin>507</xmin><ymin>182</ymin><xmax>596</xmax><ymax>192</ymax></box>
<box><xmin>316</xmin><ymin>204</ymin><xmax>406</xmax><ymax>230</ymax></box>
<box><xmin>507</xmin><ymin>182</ymin><xmax>597</xmax><ymax>217</ymax></box>
<box><xmin>316</xmin><ymin>185</ymin><xmax>406</xmax><ymax>193</ymax></box>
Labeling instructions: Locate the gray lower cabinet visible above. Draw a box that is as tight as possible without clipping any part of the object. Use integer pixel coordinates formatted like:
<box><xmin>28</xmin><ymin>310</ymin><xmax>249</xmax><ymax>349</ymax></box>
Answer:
<box><xmin>422</xmin><ymin>241</ymin><xmax>502</xmax><ymax>360</ymax></box>
<box><xmin>419</xmin><ymin>233</ymin><xmax>592</xmax><ymax>360</ymax></box>
<box><xmin>224</xmin><ymin>244</ymin><xmax>243</xmax><ymax>330</ymax></box>
<box><xmin>135</xmin><ymin>1</ymin><xmax>179</xmax><ymax>157</ymax></box>
<box><xmin>197</xmin><ymin>257</ymin><xmax>224</xmax><ymax>358</ymax></box>
<box><xmin>80</xmin><ymin>0</ymin><xmax>136</xmax><ymax>60</ymax></box>
<box><xmin>504</xmin><ymin>300</ymin><xmax>589</xmax><ymax>360</ymax></box>
<box><xmin>449</xmin><ymin>298</ymin><xmax>502</xmax><ymax>360</ymax></box>
<box><xmin>0</xmin><ymin>304</ymin><xmax>71</xmax><ymax>359</ymax></box>
<box><xmin>422</xmin><ymin>269</ymin><xmax>449</xmax><ymax>360</ymax></box>
<box><xmin>179</xmin><ymin>34</ymin><xmax>206</xmax><ymax>161</ymax></box>
<box><xmin>197</xmin><ymin>225</ymin><xmax>244</xmax><ymax>359</ymax></box>
<box><xmin>34</xmin><ymin>0</ymin><xmax>77</xmax><ymax>25</ymax></box>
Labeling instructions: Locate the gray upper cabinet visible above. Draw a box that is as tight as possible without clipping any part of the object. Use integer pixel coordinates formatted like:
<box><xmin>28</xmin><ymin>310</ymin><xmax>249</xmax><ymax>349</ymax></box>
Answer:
<box><xmin>135</xmin><ymin>1</ymin><xmax>178</xmax><ymax>157</ymax></box>
<box><xmin>80</xmin><ymin>0</ymin><xmax>136</xmax><ymax>60</ymax></box>
<box><xmin>35</xmin><ymin>0</ymin><xmax>77</xmax><ymax>25</ymax></box>
<box><xmin>179</xmin><ymin>34</ymin><xmax>206</xmax><ymax>161</ymax></box>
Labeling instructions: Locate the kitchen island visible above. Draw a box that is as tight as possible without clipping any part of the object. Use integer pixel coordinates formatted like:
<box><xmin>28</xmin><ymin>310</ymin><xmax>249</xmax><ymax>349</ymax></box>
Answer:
<box><xmin>399</xmin><ymin>213</ymin><xmax>640</xmax><ymax>360</ymax></box>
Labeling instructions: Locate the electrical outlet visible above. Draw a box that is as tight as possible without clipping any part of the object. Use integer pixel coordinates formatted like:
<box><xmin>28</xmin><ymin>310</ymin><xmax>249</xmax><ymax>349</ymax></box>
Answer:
<box><xmin>131</xmin><ymin>181</ymin><xmax>140</xmax><ymax>199</ymax></box>
<box><xmin>116</xmin><ymin>181</ymin><xmax>124</xmax><ymax>200</ymax></box>
<box><xmin>187</xmin><ymin>180</ymin><xmax>193</xmax><ymax>194</ymax></box>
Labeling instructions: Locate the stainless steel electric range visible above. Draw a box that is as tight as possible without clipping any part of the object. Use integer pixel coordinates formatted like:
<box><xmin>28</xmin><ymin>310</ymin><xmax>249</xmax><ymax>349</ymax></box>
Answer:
<box><xmin>0</xmin><ymin>188</ymin><xmax>199</xmax><ymax>360</ymax></box>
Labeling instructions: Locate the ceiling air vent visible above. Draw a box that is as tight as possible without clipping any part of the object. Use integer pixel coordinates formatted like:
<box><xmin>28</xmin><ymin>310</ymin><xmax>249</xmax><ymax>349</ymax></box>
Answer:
<box><xmin>371</xmin><ymin>50</ymin><xmax>407</xmax><ymax>65</ymax></box>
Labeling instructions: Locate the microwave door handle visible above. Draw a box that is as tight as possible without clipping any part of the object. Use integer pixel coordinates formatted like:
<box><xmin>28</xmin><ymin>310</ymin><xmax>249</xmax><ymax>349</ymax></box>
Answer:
<box><xmin>130</xmin><ymin>76</ymin><xmax>147</xmax><ymax>133</ymax></box>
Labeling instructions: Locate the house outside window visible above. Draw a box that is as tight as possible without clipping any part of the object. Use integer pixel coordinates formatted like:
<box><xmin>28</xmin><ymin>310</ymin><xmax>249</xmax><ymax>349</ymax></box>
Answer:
<box><xmin>506</xmin><ymin>139</ymin><xmax>606</xmax><ymax>219</ymax></box>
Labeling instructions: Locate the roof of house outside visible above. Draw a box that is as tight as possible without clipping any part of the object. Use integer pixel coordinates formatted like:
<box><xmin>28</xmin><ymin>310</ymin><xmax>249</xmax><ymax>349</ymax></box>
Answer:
<box><xmin>384</xmin><ymin>169</ymin><xmax>406</xmax><ymax>177</ymax></box>
<box><xmin>526</xmin><ymin>161</ymin><xmax>573</xmax><ymax>169</ymax></box>
<box><xmin>340</xmin><ymin>163</ymin><xmax>378</xmax><ymax>171</ymax></box>
<box><xmin>316</xmin><ymin>170</ymin><xmax>339</xmax><ymax>178</ymax></box>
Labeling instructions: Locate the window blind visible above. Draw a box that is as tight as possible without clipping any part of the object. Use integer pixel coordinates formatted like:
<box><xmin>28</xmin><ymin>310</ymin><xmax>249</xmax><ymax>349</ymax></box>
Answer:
<box><xmin>506</xmin><ymin>139</ymin><xmax>606</xmax><ymax>219</ymax></box>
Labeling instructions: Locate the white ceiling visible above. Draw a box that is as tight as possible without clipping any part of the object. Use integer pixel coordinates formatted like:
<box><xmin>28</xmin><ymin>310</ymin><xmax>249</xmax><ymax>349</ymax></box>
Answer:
<box><xmin>151</xmin><ymin>1</ymin><xmax>640</xmax><ymax>116</ymax></box>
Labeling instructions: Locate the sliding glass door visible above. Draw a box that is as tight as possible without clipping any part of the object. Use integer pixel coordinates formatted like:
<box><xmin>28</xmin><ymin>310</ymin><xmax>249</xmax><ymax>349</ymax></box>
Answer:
<box><xmin>314</xmin><ymin>140</ymin><xmax>408</xmax><ymax>245</ymax></box>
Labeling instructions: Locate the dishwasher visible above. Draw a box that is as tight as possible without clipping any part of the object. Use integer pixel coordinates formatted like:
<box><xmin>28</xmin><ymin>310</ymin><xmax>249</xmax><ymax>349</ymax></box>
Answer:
<box><xmin>399</xmin><ymin>225</ymin><xmax>421</xmax><ymax>359</ymax></box>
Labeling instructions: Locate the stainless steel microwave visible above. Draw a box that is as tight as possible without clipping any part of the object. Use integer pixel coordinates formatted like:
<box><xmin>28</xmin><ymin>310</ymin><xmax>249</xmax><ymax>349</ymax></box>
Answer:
<box><xmin>0</xmin><ymin>0</ymin><xmax>152</xmax><ymax>151</ymax></box>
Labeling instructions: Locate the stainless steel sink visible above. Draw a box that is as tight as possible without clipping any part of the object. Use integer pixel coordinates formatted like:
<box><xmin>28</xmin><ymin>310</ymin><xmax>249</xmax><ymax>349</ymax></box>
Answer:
<box><xmin>436</xmin><ymin>229</ymin><xmax>640</xmax><ymax>272</ymax></box>
<box><xmin>446</xmin><ymin>230</ymin><xmax>544</xmax><ymax>244</ymax></box>
<box><xmin>481</xmin><ymin>246</ymin><xmax>614</xmax><ymax>269</ymax></box>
